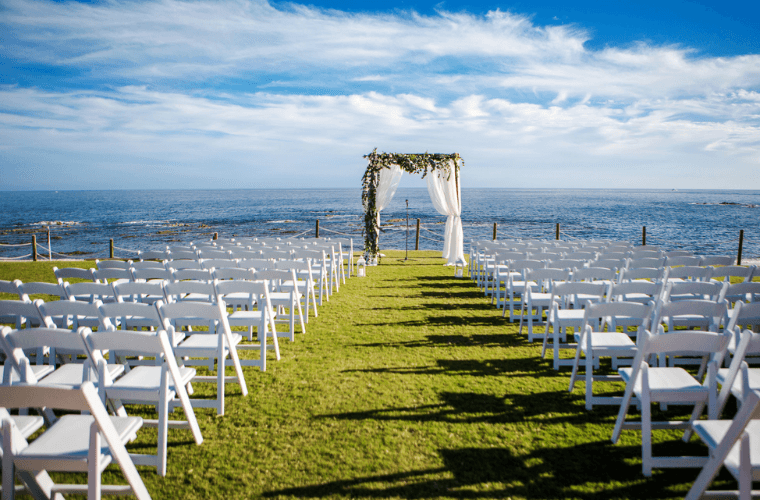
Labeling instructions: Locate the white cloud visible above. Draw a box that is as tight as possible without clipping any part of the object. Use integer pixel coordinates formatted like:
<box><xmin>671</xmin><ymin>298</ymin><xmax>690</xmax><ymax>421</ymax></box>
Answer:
<box><xmin>0</xmin><ymin>0</ymin><xmax>758</xmax><ymax>189</ymax></box>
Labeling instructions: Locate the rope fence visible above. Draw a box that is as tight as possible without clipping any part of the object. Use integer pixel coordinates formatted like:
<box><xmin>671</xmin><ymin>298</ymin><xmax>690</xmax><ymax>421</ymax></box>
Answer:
<box><xmin>317</xmin><ymin>226</ymin><xmax>362</xmax><ymax>237</ymax></box>
<box><xmin>0</xmin><ymin>242</ymin><xmax>32</xmax><ymax>247</ymax></box>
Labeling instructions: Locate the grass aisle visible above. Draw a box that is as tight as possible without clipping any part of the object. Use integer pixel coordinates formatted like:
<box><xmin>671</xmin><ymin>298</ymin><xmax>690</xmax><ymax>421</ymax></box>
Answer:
<box><xmin>0</xmin><ymin>255</ymin><xmax>725</xmax><ymax>498</ymax></box>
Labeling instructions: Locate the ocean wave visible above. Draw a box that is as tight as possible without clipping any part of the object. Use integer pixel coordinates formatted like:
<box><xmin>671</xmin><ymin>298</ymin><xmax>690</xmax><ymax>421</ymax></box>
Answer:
<box><xmin>31</xmin><ymin>221</ymin><xmax>82</xmax><ymax>227</ymax></box>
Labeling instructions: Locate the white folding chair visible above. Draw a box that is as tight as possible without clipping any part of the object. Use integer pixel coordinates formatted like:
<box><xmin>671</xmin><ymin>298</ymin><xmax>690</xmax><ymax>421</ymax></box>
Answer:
<box><xmin>502</xmin><ymin>260</ymin><xmax>544</xmax><ymax>321</ymax></box>
<box><xmin>0</xmin><ymin>382</ymin><xmax>151</xmax><ymax>500</ymax></box>
<box><xmin>541</xmin><ymin>281</ymin><xmax>607</xmax><ymax>370</ymax></box>
<box><xmin>611</xmin><ymin>329</ymin><xmax>731</xmax><ymax>476</ymax></box>
<box><xmin>157</xmin><ymin>301</ymin><xmax>248</xmax><ymax>415</ymax></box>
<box><xmin>686</xmin><ymin>389</ymin><xmax>760</xmax><ymax>500</ymax></box>
<box><xmin>275</xmin><ymin>260</ymin><xmax>318</xmax><ymax>322</ymax></box>
<box><xmin>254</xmin><ymin>269</ymin><xmax>305</xmax><ymax>341</ymax></box>
<box><xmin>82</xmin><ymin>328</ymin><xmax>203</xmax><ymax>477</ymax></box>
<box><xmin>519</xmin><ymin>268</ymin><xmax>570</xmax><ymax>342</ymax></box>
<box><xmin>215</xmin><ymin>280</ymin><xmax>280</xmax><ymax>371</ymax></box>
<box><xmin>568</xmin><ymin>301</ymin><xmax>653</xmax><ymax>410</ymax></box>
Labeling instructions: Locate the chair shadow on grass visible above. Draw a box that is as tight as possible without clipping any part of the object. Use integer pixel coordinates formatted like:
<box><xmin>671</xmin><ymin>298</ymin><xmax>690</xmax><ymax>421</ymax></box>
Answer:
<box><xmin>263</xmin><ymin>441</ymin><xmax>700</xmax><ymax>499</ymax></box>
<box><xmin>353</xmin><ymin>333</ymin><xmax>521</xmax><ymax>349</ymax></box>
<box><xmin>356</xmin><ymin>315</ymin><xmax>507</xmax><ymax>329</ymax></box>
<box><xmin>344</xmin><ymin>357</ymin><xmax>546</xmax><ymax>378</ymax></box>
<box><xmin>318</xmin><ymin>390</ymin><xmax>621</xmax><ymax>426</ymax></box>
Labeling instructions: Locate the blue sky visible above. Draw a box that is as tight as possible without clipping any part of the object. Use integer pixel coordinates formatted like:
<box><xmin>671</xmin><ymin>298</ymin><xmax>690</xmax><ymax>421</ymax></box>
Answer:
<box><xmin>1</xmin><ymin>0</ymin><xmax>758</xmax><ymax>190</ymax></box>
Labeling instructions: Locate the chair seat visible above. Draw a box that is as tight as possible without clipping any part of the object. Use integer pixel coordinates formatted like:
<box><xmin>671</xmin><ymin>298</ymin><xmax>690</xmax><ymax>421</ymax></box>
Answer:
<box><xmin>573</xmin><ymin>331</ymin><xmax>637</xmax><ymax>352</ymax></box>
<box><xmin>693</xmin><ymin>420</ymin><xmax>760</xmax><ymax>480</ymax></box>
<box><xmin>228</xmin><ymin>310</ymin><xmax>266</xmax><ymax>324</ymax></box>
<box><xmin>16</xmin><ymin>414</ymin><xmax>142</xmax><ymax>472</ymax></box>
<box><xmin>553</xmin><ymin>309</ymin><xmax>585</xmax><ymax>324</ymax></box>
<box><xmin>108</xmin><ymin>366</ymin><xmax>196</xmax><ymax>400</ymax></box>
<box><xmin>716</xmin><ymin>368</ymin><xmax>760</xmax><ymax>397</ymax></box>
<box><xmin>38</xmin><ymin>363</ymin><xmax>125</xmax><ymax>388</ymax></box>
<box><xmin>175</xmin><ymin>333</ymin><xmax>242</xmax><ymax>353</ymax></box>
<box><xmin>12</xmin><ymin>415</ymin><xmax>45</xmax><ymax>439</ymax></box>
<box><xmin>620</xmin><ymin>366</ymin><xmax>708</xmax><ymax>401</ymax></box>
<box><xmin>0</xmin><ymin>364</ymin><xmax>55</xmax><ymax>384</ymax></box>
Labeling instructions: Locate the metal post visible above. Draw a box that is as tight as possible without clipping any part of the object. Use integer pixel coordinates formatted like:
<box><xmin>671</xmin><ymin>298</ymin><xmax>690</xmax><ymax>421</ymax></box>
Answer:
<box><xmin>642</xmin><ymin>226</ymin><xmax>646</xmax><ymax>246</ymax></box>
<box><xmin>109</xmin><ymin>238</ymin><xmax>114</xmax><ymax>259</ymax></box>
<box><xmin>415</xmin><ymin>219</ymin><xmax>420</xmax><ymax>251</ymax></box>
<box><xmin>738</xmin><ymin>229</ymin><xmax>744</xmax><ymax>266</ymax></box>
<box><xmin>47</xmin><ymin>226</ymin><xmax>51</xmax><ymax>261</ymax></box>
<box><xmin>405</xmin><ymin>199</ymin><xmax>409</xmax><ymax>261</ymax></box>
<box><xmin>493</xmin><ymin>223</ymin><xmax>497</xmax><ymax>241</ymax></box>
<box><xmin>32</xmin><ymin>235</ymin><xmax>37</xmax><ymax>262</ymax></box>
<box><xmin>556</xmin><ymin>223</ymin><xmax>560</xmax><ymax>240</ymax></box>
<box><xmin>316</xmin><ymin>219</ymin><xmax>320</xmax><ymax>239</ymax></box>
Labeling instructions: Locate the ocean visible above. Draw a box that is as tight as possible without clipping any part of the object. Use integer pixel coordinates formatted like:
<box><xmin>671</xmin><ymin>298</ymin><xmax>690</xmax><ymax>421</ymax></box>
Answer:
<box><xmin>0</xmin><ymin>189</ymin><xmax>758</xmax><ymax>260</ymax></box>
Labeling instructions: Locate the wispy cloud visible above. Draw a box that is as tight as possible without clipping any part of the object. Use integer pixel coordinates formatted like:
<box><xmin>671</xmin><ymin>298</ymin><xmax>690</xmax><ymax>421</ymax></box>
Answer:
<box><xmin>0</xmin><ymin>0</ymin><xmax>758</xmax><ymax>189</ymax></box>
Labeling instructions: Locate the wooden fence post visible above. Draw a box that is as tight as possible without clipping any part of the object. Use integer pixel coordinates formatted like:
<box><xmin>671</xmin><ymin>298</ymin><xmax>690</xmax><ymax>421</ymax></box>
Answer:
<box><xmin>213</xmin><ymin>232</ymin><xmax>218</xmax><ymax>241</ymax></box>
<box><xmin>415</xmin><ymin>219</ymin><xmax>420</xmax><ymax>250</ymax></box>
<box><xmin>492</xmin><ymin>223</ymin><xmax>497</xmax><ymax>241</ymax></box>
<box><xmin>556</xmin><ymin>223</ymin><xmax>560</xmax><ymax>240</ymax></box>
<box><xmin>738</xmin><ymin>229</ymin><xmax>744</xmax><ymax>266</ymax></box>
<box><xmin>642</xmin><ymin>226</ymin><xmax>646</xmax><ymax>246</ymax></box>
<box><xmin>32</xmin><ymin>235</ymin><xmax>37</xmax><ymax>262</ymax></box>
<box><xmin>47</xmin><ymin>227</ymin><xmax>51</xmax><ymax>261</ymax></box>
<box><xmin>109</xmin><ymin>238</ymin><xmax>114</xmax><ymax>259</ymax></box>
<box><xmin>316</xmin><ymin>219</ymin><xmax>320</xmax><ymax>238</ymax></box>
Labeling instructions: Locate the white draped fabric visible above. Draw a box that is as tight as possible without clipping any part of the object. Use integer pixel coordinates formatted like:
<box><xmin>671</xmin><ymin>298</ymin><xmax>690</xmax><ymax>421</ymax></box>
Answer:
<box><xmin>426</xmin><ymin>163</ymin><xmax>465</xmax><ymax>265</ymax></box>
<box><xmin>376</xmin><ymin>164</ymin><xmax>403</xmax><ymax>212</ymax></box>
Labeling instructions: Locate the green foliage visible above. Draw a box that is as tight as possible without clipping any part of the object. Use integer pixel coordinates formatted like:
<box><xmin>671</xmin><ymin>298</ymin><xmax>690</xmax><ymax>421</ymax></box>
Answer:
<box><xmin>0</xmin><ymin>254</ymin><xmax>729</xmax><ymax>498</ymax></box>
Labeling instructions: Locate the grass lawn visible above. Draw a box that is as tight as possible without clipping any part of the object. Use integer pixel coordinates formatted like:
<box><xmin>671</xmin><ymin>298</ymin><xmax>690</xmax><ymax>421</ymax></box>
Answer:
<box><xmin>0</xmin><ymin>252</ymin><xmax>737</xmax><ymax>499</ymax></box>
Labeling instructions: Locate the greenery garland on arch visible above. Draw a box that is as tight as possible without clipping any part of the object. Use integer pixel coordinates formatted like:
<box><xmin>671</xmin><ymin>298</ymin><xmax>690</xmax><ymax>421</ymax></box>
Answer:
<box><xmin>362</xmin><ymin>149</ymin><xmax>462</xmax><ymax>261</ymax></box>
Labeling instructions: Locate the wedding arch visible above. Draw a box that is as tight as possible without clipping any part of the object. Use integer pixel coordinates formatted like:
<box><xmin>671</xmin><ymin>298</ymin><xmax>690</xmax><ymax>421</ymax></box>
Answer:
<box><xmin>361</xmin><ymin>149</ymin><xmax>465</xmax><ymax>265</ymax></box>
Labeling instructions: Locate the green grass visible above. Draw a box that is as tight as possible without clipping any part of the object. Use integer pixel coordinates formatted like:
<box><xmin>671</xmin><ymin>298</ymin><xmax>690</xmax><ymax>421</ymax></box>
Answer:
<box><xmin>0</xmin><ymin>253</ymin><xmax>740</xmax><ymax>498</ymax></box>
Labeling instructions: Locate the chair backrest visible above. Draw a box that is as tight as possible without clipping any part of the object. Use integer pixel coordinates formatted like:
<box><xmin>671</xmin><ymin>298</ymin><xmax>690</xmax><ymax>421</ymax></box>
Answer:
<box><xmin>550</xmin><ymin>281</ymin><xmax>608</xmax><ymax>308</ymax></box>
<box><xmin>710</xmin><ymin>265</ymin><xmax>755</xmax><ymax>283</ymax></box>
<box><xmin>581</xmin><ymin>301</ymin><xmax>653</xmax><ymax>333</ymax></box>
<box><xmin>664</xmin><ymin>250</ymin><xmax>694</xmax><ymax>258</ymax></box>
<box><xmin>63</xmin><ymin>281</ymin><xmax>116</xmax><ymax>303</ymax></box>
<box><xmin>626</xmin><ymin>257</ymin><xmax>666</xmax><ymax>270</ymax></box>
<box><xmin>167</xmin><ymin>245</ymin><xmax>194</xmax><ymax>252</ymax></box>
<box><xmin>138</xmin><ymin>249</ymin><xmax>171</xmax><ymax>261</ymax></box>
<box><xmin>548</xmin><ymin>259</ymin><xmax>586</xmax><ymax>271</ymax></box>
<box><xmin>201</xmin><ymin>258</ymin><xmax>239</xmax><ymax>271</ymax></box>
<box><xmin>617</xmin><ymin>267</ymin><xmax>664</xmax><ymax>283</ymax></box>
<box><xmin>662</xmin><ymin>280</ymin><xmax>725</xmax><ymax>302</ymax></box>
<box><xmin>38</xmin><ymin>298</ymin><xmax>104</xmax><ymax>330</ymax></box>
<box><xmin>170</xmin><ymin>268</ymin><xmax>213</xmax><ymax>282</ymax></box>
<box><xmin>237</xmin><ymin>258</ymin><xmax>274</xmax><ymax>271</ymax></box>
<box><xmin>725</xmin><ymin>301</ymin><xmax>760</xmax><ymax>334</ymax></box>
<box><xmin>113</xmin><ymin>281</ymin><xmax>167</xmax><ymax>304</ymax></box>
<box><xmin>608</xmin><ymin>281</ymin><xmax>663</xmax><ymax>303</ymax></box>
<box><xmin>213</xmin><ymin>267</ymin><xmax>256</xmax><ymax>281</ymax></box>
<box><xmin>95</xmin><ymin>259</ymin><xmax>132</xmax><ymax>270</ymax></box>
<box><xmin>653</xmin><ymin>299</ymin><xmax>728</xmax><ymax>332</ymax></box>
<box><xmin>508</xmin><ymin>259</ymin><xmax>545</xmax><ymax>273</ymax></box>
<box><xmin>565</xmin><ymin>252</ymin><xmax>597</xmax><ymax>261</ymax></box>
<box><xmin>98</xmin><ymin>300</ymin><xmax>163</xmax><ymax>331</ymax></box>
<box><xmin>214</xmin><ymin>280</ymin><xmax>273</xmax><ymax>311</ymax></box>
<box><xmin>0</xmin><ymin>280</ymin><xmax>19</xmax><ymax>298</ymax></box>
<box><xmin>163</xmin><ymin>280</ymin><xmax>217</xmax><ymax>304</ymax></box>
<box><xmin>53</xmin><ymin>266</ymin><xmax>95</xmax><ymax>285</ymax></box>
<box><xmin>629</xmin><ymin>250</ymin><xmax>663</xmax><ymax>259</ymax></box>
<box><xmin>0</xmin><ymin>299</ymin><xmax>46</xmax><ymax>329</ymax></box>
<box><xmin>167</xmin><ymin>259</ymin><xmax>203</xmax><ymax>270</ymax></box>
<box><xmin>594</xmin><ymin>259</ymin><xmax>626</xmax><ymax>270</ymax></box>
<box><xmin>700</xmin><ymin>256</ymin><xmax>735</xmax><ymax>266</ymax></box>
<box><xmin>598</xmin><ymin>252</ymin><xmax>628</xmax><ymax>260</ymax></box>
<box><xmin>131</xmin><ymin>260</ymin><xmax>166</xmax><ymax>270</ymax></box>
<box><xmin>493</xmin><ymin>251</ymin><xmax>529</xmax><ymax>263</ymax></box>
<box><xmin>254</xmin><ymin>269</ymin><xmax>296</xmax><ymax>291</ymax></box>
<box><xmin>1</xmin><ymin>326</ymin><xmax>91</xmax><ymax>377</ymax></box>
<box><xmin>92</xmin><ymin>268</ymin><xmax>133</xmax><ymax>284</ymax></box>
<box><xmin>665</xmin><ymin>256</ymin><xmax>702</xmax><ymax>267</ymax></box>
<box><xmin>198</xmin><ymin>249</ymin><xmax>231</xmax><ymax>260</ymax></box>
<box><xmin>260</xmin><ymin>250</ymin><xmax>293</xmax><ymax>261</ymax></box>
<box><xmin>721</xmin><ymin>281</ymin><xmax>760</xmax><ymax>305</ymax></box>
<box><xmin>158</xmin><ymin>300</ymin><xmax>230</xmax><ymax>333</ymax></box>
<box><xmin>167</xmin><ymin>250</ymin><xmax>199</xmax><ymax>260</ymax></box>
<box><xmin>572</xmin><ymin>266</ymin><xmax>617</xmax><ymax>282</ymax></box>
<box><xmin>131</xmin><ymin>267</ymin><xmax>173</xmax><ymax>282</ymax></box>
<box><xmin>229</xmin><ymin>249</ymin><xmax>262</xmax><ymax>260</ymax></box>
<box><xmin>15</xmin><ymin>281</ymin><xmax>66</xmax><ymax>301</ymax></box>
<box><xmin>666</xmin><ymin>265</ymin><xmax>712</xmax><ymax>282</ymax></box>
